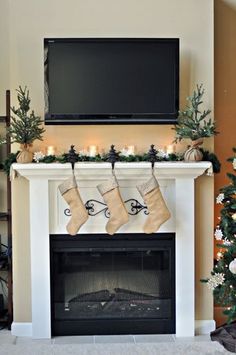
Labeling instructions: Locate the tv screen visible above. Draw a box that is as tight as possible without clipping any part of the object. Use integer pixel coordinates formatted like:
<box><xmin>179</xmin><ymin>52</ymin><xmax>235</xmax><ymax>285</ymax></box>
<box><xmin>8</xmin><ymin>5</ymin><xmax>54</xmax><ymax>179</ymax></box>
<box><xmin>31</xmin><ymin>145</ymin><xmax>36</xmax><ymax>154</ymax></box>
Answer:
<box><xmin>44</xmin><ymin>38</ymin><xmax>179</xmax><ymax>125</ymax></box>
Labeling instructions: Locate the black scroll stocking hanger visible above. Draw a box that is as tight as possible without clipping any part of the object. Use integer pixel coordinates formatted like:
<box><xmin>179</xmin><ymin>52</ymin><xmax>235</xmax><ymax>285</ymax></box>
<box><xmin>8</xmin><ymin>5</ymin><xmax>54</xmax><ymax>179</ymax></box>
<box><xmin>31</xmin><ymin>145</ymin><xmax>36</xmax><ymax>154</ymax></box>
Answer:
<box><xmin>67</xmin><ymin>144</ymin><xmax>158</xmax><ymax>173</ymax></box>
<box><xmin>107</xmin><ymin>145</ymin><xmax>119</xmax><ymax>173</ymax></box>
<box><xmin>67</xmin><ymin>145</ymin><xmax>78</xmax><ymax>172</ymax></box>
<box><xmin>147</xmin><ymin>144</ymin><xmax>158</xmax><ymax>172</ymax></box>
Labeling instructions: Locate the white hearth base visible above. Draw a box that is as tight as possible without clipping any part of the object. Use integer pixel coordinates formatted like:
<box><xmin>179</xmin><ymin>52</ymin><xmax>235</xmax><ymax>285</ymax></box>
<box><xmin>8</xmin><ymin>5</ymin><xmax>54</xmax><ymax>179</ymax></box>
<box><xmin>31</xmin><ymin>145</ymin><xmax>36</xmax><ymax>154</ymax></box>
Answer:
<box><xmin>12</xmin><ymin>162</ymin><xmax>213</xmax><ymax>339</ymax></box>
<box><xmin>11</xmin><ymin>322</ymin><xmax>32</xmax><ymax>337</ymax></box>
<box><xmin>11</xmin><ymin>320</ymin><xmax>216</xmax><ymax>338</ymax></box>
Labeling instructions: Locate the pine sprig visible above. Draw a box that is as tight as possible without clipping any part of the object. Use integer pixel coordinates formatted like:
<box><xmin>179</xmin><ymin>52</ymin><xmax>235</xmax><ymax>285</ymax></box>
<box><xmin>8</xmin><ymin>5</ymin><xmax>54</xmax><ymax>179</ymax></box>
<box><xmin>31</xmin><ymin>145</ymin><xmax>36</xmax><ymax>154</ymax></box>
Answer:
<box><xmin>0</xmin><ymin>135</ymin><xmax>5</xmax><ymax>145</ymax></box>
<box><xmin>9</xmin><ymin>86</ymin><xmax>45</xmax><ymax>145</ymax></box>
<box><xmin>173</xmin><ymin>84</ymin><xmax>218</xmax><ymax>143</ymax></box>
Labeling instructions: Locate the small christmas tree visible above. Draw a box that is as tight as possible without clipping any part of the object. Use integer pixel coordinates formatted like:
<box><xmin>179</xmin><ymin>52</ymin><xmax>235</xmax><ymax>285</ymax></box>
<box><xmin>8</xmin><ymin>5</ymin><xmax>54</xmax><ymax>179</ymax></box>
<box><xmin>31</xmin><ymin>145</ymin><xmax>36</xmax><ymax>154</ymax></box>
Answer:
<box><xmin>173</xmin><ymin>85</ymin><xmax>218</xmax><ymax>161</ymax></box>
<box><xmin>9</xmin><ymin>86</ymin><xmax>45</xmax><ymax>145</ymax></box>
<box><xmin>9</xmin><ymin>86</ymin><xmax>45</xmax><ymax>163</ymax></box>
<box><xmin>173</xmin><ymin>84</ymin><xmax>217</xmax><ymax>143</ymax></box>
<box><xmin>202</xmin><ymin>148</ymin><xmax>236</xmax><ymax>323</ymax></box>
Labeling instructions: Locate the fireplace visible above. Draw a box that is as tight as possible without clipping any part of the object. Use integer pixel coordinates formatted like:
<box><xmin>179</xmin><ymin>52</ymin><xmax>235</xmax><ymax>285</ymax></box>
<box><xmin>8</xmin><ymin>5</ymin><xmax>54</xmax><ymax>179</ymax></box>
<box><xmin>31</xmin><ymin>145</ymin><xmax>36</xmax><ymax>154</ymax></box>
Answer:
<box><xmin>11</xmin><ymin>161</ymin><xmax>214</xmax><ymax>338</ymax></box>
<box><xmin>50</xmin><ymin>233</ymin><xmax>175</xmax><ymax>335</ymax></box>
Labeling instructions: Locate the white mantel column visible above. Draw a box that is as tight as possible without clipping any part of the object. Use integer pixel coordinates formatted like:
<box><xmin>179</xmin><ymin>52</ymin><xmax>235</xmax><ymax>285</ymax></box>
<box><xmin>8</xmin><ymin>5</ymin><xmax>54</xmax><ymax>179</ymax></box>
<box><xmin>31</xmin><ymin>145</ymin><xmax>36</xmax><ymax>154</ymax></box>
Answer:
<box><xmin>175</xmin><ymin>178</ymin><xmax>195</xmax><ymax>337</ymax></box>
<box><xmin>29</xmin><ymin>178</ymin><xmax>51</xmax><ymax>339</ymax></box>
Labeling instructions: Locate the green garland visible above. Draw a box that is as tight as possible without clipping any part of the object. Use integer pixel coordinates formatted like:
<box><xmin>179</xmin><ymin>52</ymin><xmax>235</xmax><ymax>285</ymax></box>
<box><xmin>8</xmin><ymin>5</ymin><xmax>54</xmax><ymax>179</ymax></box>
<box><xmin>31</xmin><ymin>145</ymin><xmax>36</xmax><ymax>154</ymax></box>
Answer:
<box><xmin>39</xmin><ymin>151</ymin><xmax>183</xmax><ymax>165</ymax></box>
<box><xmin>3</xmin><ymin>152</ymin><xmax>19</xmax><ymax>175</ymax></box>
<box><xmin>200</xmin><ymin>149</ymin><xmax>221</xmax><ymax>174</ymax></box>
<box><xmin>2</xmin><ymin>149</ymin><xmax>221</xmax><ymax>176</ymax></box>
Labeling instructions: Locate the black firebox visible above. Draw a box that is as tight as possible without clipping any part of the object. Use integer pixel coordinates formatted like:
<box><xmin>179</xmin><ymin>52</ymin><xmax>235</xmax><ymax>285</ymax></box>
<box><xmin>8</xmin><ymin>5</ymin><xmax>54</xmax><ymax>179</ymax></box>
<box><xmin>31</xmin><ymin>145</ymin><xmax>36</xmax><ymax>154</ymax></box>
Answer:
<box><xmin>50</xmin><ymin>233</ymin><xmax>175</xmax><ymax>336</ymax></box>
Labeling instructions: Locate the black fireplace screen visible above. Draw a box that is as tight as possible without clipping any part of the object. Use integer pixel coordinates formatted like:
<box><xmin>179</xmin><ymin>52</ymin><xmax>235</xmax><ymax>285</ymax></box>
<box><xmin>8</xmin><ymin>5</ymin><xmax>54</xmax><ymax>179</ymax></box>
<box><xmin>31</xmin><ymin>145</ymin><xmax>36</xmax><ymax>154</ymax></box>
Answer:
<box><xmin>51</xmin><ymin>234</ymin><xmax>175</xmax><ymax>335</ymax></box>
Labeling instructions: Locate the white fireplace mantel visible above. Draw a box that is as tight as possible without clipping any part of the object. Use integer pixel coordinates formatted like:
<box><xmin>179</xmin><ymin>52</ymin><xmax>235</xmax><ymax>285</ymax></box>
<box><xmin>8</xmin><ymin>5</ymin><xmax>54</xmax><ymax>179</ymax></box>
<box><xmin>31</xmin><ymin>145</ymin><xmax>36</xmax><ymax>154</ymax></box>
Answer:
<box><xmin>11</xmin><ymin>161</ymin><xmax>214</xmax><ymax>339</ymax></box>
<box><xmin>11</xmin><ymin>161</ymin><xmax>212</xmax><ymax>179</ymax></box>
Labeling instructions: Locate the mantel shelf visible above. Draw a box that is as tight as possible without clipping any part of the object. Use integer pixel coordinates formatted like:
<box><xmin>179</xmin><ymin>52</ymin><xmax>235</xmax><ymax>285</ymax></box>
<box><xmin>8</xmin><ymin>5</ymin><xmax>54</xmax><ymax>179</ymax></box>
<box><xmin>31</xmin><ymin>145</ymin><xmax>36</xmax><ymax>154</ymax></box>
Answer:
<box><xmin>12</xmin><ymin>161</ymin><xmax>212</xmax><ymax>181</ymax></box>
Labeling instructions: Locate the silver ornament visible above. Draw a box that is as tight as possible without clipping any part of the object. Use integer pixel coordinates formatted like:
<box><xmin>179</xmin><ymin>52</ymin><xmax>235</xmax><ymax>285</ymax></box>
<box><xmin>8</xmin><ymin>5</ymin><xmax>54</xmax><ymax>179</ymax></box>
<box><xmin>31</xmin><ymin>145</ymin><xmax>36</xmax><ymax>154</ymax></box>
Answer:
<box><xmin>229</xmin><ymin>259</ymin><xmax>236</xmax><ymax>274</ymax></box>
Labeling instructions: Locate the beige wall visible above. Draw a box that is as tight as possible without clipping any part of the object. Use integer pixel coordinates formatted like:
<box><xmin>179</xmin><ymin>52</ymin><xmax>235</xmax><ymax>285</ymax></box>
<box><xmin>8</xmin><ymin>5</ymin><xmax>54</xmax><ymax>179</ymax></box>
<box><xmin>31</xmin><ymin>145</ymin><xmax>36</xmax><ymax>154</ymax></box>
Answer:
<box><xmin>0</xmin><ymin>0</ymin><xmax>10</xmax><ymax>251</ymax></box>
<box><xmin>3</xmin><ymin>0</ymin><xmax>214</xmax><ymax>323</ymax></box>
<box><xmin>11</xmin><ymin>178</ymin><xmax>31</xmax><ymax>322</ymax></box>
<box><xmin>0</xmin><ymin>0</ymin><xmax>9</xmax><ymax>108</ymax></box>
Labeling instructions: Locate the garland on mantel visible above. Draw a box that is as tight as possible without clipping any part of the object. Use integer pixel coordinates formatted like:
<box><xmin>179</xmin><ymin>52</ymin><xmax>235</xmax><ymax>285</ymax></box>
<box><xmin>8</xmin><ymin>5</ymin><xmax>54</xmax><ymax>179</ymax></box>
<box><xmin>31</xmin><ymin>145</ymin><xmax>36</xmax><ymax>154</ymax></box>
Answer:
<box><xmin>2</xmin><ymin>148</ymin><xmax>221</xmax><ymax>176</ymax></box>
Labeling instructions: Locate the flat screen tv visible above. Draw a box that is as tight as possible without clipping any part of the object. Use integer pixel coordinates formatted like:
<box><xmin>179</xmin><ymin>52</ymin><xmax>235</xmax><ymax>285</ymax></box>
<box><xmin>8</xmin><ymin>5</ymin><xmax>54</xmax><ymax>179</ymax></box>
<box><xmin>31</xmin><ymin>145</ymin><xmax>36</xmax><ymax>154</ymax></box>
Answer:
<box><xmin>44</xmin><ymin>38</ymin><xmax>179</xmax><ymax>125</ymax></box>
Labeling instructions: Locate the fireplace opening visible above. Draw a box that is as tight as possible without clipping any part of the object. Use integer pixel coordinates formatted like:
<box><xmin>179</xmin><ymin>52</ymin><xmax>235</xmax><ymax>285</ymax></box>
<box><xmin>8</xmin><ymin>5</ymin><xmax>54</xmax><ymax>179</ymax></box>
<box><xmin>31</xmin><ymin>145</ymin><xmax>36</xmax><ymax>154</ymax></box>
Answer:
<box><xmin>50</xmin><ymin>234</ymin><xmax>175</xmax><ymax>335</ymax></box>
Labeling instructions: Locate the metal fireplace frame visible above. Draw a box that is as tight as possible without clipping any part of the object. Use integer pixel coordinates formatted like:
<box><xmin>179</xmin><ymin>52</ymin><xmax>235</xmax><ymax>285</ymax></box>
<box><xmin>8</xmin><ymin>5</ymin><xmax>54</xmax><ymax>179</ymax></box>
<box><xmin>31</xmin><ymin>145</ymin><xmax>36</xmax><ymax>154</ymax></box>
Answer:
<box><xmin>50</xmin><ymin>233</ymin><xmax>175</xmax><ymax>336</ymax></box>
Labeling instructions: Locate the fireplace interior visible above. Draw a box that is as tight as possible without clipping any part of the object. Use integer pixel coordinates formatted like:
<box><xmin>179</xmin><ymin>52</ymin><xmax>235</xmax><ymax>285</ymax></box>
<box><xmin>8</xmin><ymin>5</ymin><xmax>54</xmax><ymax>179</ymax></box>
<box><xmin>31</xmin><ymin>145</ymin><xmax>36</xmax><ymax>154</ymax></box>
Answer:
<box><xmin>50</xmin><ymin>234</ymin><xmax>175</xmax><ymax>335</ymax></box>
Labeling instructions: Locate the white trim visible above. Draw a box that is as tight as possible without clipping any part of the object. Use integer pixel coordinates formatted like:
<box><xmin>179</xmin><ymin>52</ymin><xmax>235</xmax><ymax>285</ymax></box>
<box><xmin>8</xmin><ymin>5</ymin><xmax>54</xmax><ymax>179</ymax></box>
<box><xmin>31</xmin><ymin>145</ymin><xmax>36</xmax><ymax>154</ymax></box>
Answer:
<box><xmin>195</xmin><ymin>320</ymin><xmax>216</xmax><ymax>335</ymax></box>
<box><xmin>175</xmin><ymin>178</ymin><xmax>195</xmax><ymax>337</ymax></box>
<box><xmin>11</xmin><ymin>322</ymin><xmax>32</xmax><ymax>337</ymax></box>
<box><xmin>10</xmin><ymin>320</ymin><xmax>215</xmax><ymax>337</ymax></box>
<box><xmin>29</xmin><ymin>179</ymin><xmax>51</xmax><ymax>339</ymax></box>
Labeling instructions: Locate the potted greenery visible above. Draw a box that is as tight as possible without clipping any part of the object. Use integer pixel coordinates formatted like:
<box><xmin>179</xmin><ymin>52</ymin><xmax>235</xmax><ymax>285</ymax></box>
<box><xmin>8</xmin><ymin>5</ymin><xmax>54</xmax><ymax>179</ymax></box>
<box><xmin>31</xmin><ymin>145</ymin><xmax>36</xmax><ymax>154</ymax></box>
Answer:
<box><xmin>9</xmin><ymin>86</ymin><xmax>45</xmax><ymax>163</ymax></box>
<box><xmin>173</xmin><ymin>84</ymin><xmax>218</xmax><ymax>161</ymax></box>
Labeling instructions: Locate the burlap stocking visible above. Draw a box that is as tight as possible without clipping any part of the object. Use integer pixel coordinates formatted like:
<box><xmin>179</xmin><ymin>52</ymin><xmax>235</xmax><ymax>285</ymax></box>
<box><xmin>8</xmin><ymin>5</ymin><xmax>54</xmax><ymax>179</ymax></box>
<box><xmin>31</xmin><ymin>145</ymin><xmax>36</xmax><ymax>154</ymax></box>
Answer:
<box><xmin>59</xmin><ymin>175</ymin><xmax>88</xmax><ymax>235</ymax></box>
<box><xmin>137</xmin><ymin>175</ymin><xmax>170</xmax><ymax>234</ymax></box>
<box><xmin>97</xmin><ymin>175</ymin><xmax>129</xmax><ymax>235</ymax></box>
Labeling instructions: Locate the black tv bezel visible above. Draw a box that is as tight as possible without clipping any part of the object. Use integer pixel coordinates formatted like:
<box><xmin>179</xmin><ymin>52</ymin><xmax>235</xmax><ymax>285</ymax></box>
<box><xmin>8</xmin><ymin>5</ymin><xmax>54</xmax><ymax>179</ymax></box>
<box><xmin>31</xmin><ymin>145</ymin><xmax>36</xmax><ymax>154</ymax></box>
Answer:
<box><xmin>44</xmin><ymin>38</ymin><xmax>179</xmax><ymax>125</ymax></box>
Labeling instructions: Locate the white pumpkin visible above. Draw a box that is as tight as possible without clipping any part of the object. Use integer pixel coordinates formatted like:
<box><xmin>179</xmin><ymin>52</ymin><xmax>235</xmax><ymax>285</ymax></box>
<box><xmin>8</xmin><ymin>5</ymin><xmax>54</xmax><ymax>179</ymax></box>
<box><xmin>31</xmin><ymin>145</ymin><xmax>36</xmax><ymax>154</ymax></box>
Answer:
<box><xmin>184</xmin><ymin>138</ymin><xmax>204</xmax><ymax>162</ymax></box>
<box><xmin>184</xmin><ymin>146</ymin><xmax>203</xmax><ymax>162</ymax></box>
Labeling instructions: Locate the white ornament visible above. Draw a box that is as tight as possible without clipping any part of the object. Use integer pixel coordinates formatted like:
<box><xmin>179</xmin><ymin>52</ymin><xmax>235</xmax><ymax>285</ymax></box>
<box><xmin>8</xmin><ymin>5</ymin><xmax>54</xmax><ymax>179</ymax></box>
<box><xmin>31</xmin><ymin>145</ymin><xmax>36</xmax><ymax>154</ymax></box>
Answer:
<box><xmin>126</xmin><ymin>146</ymin><xmax>135</xmax><ymax>156</ymax></box>
<box><xmin>233</xmin><ymin>158</ymin><xmax>236</xmax><ymax>170</ymax></box>
<box><xmin>120</xmin><ymin>148</ymin><xmax>130</xmax><ymax>157</ymax></box>
<box><xmin>229</xmin><ymin>259</ymin><xmax>236</xmax><ymax>274</ymax></box>
<box><xmin>157</xmin><ymin>149</ymin><xmax>168</xmax><ymax>159</ymax></box>
<box><xmin>223</xmin><ymin>238</ymin><xmax>231</xmax><ymax>246</ymax></box>
<box><xmin>214</xmin><ymin>228</ymin><xmax>223</xmax><ymax>241</ymax></box>
<box><xmin>79</xmin><ymin>149</ymin><xmax>89</xmax><ymax>157</ymax></box>
<box><xmin>120</xmin><ymin>146</ymin><xmax>135</xmax><ymax>157</ymax></box>
<box><xmin>33</xmin><ymin>151</ymin><xmax>45</xmax><ymax>163</ymax></box>
<box><xmin>216</xmin><ymin>193</ymin><xmax>224</xmax><ymax>204</ymax></box>
<box><xmin>232</xmin><ymin>213</ymin><xmax>236</xmax><ymax>221</ymax></box>
<box><xmin>207</xmin><ymin>273</ymin><xmax>225</xmax><ymax>290</ymax></box>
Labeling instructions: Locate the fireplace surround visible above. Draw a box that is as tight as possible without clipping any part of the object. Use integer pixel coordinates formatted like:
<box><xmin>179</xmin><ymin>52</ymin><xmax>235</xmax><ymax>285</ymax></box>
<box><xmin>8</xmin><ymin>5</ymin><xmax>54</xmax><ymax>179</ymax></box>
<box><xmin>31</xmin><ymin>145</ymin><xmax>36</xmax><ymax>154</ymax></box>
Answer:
<box><xmin>11</xmin><ymin>161</ymin><xmax>214</xmax><ymax>338</ymax></box>
<box><xmin>50</xmin><ymin>233</ymin><xmax>175</xmax><ymax>336</ymax></box>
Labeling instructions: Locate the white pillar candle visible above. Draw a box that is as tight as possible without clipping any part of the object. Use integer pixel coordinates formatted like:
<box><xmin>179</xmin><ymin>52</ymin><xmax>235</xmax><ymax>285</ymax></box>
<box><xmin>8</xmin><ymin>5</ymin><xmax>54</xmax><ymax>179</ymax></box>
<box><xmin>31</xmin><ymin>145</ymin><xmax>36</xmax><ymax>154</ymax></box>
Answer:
<box><xmin>89</xmin><ymin>145</ymin><xmax>97</xmax><ymax>157</ymax></box>
<box><xmin>166</xmin><ymin>145</ymin><xmax>174</xmax><ymax>155</ymax></box>
<box><xmin>47</xmin><ymin>146</ymin><xmax>55</xmax><ymax>156</ymax></box>
<box><xmin>127</xmin><ymin>145</ymin><xmax>135</xmax><ymax>155</ymax></box>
